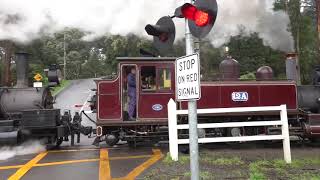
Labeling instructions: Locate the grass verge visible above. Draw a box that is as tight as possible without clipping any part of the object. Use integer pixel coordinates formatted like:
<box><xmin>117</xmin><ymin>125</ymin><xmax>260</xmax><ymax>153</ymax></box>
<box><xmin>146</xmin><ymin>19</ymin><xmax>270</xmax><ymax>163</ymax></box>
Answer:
<box><xmin>51</xmin><ymin>80</ymin><xmax>71</xmax><ymax>96</ymax></box>
<box><xmin>145</xmin><ymin>152</ymin><xmax>320</xmax><ymax>180</ymax></box>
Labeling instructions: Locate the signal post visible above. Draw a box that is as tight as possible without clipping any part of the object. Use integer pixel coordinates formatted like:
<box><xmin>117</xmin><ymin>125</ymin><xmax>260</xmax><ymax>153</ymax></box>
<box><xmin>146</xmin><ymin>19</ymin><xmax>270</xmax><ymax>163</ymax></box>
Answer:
<box><xmin>176</xmin><ymin>1</ymin><xmax>217</xmax><ymax>179</ymax></box>
<box><xmin>145</xmin><ymin>1</ymin><xmax>217</xmax><ymax>179</ymax></box>
<box><xmin>183</xmin><ymin>6</ymin><xmax>199</xmax><ymax>179</ymax></box>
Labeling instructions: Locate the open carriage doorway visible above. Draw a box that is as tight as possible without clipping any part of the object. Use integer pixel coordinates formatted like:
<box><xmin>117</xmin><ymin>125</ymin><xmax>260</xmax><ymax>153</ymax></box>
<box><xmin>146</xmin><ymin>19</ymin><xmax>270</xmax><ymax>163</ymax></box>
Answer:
<box><xmin>122</xmin><ymin>65</ymin><xmax>137</xmax><ymax>121</ymax></box>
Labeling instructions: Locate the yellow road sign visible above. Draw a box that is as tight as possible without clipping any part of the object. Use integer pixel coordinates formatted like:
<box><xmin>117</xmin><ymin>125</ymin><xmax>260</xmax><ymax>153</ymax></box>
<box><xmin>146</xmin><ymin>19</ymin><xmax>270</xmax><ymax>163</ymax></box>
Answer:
<box><xmin>34</xmin><ymin>73</ymin><xmax>43</xmax><ymax>82</ymax></box>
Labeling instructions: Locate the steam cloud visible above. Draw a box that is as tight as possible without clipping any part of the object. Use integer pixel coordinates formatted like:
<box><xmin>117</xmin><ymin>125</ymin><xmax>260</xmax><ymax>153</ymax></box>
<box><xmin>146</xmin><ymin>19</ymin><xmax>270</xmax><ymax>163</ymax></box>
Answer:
<box><xmin>0</xmin><ymin>0</ymin><xmax>294</xmax><ymax>52</ymax></box>
<box><xmin>0</xmin><ymin>141</ymin><xmax>46</xmax><ymax>160</ymax></box>
<box><xmin>210</xmin><ymin>0</ymin><xmax>294</xmax><ymax>52</ymax></box>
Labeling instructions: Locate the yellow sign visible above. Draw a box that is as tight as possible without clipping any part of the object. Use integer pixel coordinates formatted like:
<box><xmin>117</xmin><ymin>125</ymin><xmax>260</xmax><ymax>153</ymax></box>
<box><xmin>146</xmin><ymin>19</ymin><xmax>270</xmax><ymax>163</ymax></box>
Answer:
<box><xmin>34</xmin><ymin>73</ymin><xmax>43</xmax><ymax>82</ymax></box>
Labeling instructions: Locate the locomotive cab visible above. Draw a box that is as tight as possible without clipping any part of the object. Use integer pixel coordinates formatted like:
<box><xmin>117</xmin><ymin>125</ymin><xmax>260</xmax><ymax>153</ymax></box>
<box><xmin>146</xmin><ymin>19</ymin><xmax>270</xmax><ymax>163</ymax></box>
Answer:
<box><xmin>94</xmin><ymin>57</ymin><xmax>176</xmax><ymax>146</ymax></box>
<box><xmin>96</xmin><ymin>57</ymin><xmax>175</xmax><ymax>124</ymax></box>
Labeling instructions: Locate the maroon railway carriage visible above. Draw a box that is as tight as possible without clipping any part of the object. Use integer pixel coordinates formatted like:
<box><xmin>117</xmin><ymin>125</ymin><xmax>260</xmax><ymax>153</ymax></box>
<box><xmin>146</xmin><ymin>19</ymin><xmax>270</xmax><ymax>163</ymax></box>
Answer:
<box><xmin>92</xmin><ymin>57</ymin><xmax>320</xmax><ymax>146</ymax></box>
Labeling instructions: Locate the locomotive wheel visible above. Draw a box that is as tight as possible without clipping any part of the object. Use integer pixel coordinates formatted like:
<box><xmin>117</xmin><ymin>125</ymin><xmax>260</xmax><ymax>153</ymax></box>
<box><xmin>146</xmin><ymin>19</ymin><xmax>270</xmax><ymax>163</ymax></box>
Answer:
<box><xmin>127</xmin><ymin>140</ymin><xmax>136</xmax><ymax>148</ymax></box>
<box><xmin>179</xmin><ymin>145</ymin><xmax>189</xmax><ymax>154</ymax></box>
<box><xmin>105</xmin><ymin>134</ymin><xmax>119</xmax><ymax>146</ymax></box>
<box><xmin>46</xmin><ymin>137</ymin><xmax>63</xmax><ymax>150</ymax></box>
<box><xmin>226</xmin><ymin>127</ymin><xmax>245</xmax><ymax>145</ymax></box>
<box><xmin>56</xmin><ymin>137</ymin><xmax>63</xmax><ymax>147</ymax></box>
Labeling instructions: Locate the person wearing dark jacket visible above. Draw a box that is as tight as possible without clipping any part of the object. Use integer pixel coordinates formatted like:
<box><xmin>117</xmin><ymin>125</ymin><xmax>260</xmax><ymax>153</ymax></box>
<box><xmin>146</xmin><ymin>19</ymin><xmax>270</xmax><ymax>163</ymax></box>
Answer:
<box><xmin>127</xmin><ymin>68</ymin><xmax>136</xmax><ymax>120</ymax></box>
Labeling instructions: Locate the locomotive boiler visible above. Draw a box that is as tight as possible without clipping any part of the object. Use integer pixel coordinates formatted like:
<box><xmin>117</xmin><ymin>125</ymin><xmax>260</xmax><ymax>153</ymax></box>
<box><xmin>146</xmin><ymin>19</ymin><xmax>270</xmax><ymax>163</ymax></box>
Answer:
<box><xmin>0</xmin><ymin>52</ymin><xmax>92</xmax><ymax>146</ymax></box>
<box><xmin>90</xmin><ymin>55</ymin><xmax>320</xmax><ymax>147</ymax></box>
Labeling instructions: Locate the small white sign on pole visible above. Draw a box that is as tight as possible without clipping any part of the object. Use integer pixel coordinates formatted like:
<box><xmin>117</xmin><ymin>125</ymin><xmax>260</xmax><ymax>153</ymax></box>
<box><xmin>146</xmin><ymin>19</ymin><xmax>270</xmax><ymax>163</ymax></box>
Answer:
<box><xmin>33</xmin><ymin>82</ymin><xmax>43</xmax><ymax>88</ymax></box>
<box><xmin>175</xmin><ymin>53</ymin><xmax>201</xmax><ymax>101</ymax></box>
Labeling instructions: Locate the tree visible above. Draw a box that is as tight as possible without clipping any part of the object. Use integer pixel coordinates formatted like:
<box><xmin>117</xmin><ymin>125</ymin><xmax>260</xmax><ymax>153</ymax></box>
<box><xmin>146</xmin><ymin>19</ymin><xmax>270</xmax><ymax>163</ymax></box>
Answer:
<box><xmin>0</xmin><ymin>40</ymin><xmax>14</xmax><ymax>86</ymax></box>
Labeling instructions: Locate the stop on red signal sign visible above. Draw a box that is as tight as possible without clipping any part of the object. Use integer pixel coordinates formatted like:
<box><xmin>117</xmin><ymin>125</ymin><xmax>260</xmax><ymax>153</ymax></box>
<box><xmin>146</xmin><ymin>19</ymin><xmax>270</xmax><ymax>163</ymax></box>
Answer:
<box><xmin>175</xmin><ymin>53</ymin><xmax>201</xmax><ymax>101</ymax></box>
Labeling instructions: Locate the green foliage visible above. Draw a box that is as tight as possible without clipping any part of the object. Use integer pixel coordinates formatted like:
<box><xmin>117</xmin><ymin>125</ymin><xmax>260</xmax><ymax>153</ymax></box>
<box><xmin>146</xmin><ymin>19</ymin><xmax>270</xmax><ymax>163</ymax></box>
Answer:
<box><xmin>202</xmin><ymin>155</ymin><xmax>244</xmax><ymax>166</ymax></box>
<box><xmin>162</xmin><ymin>153</ymin><xmax>175</xmax><ymax>165</ymax></box>
<box><xmin>162</xmin><ymin>152</ymin><xmax>190</xmax><ymax>165</ymax></box>
<box><xmin>249</xmin><ymin>157</ymin><xmax>320</xmax><ymax>180</ymax></box>
<box><xmin>9</xmin><ymin>1</ymin><xmax>318</xmax><ymax>84</ymax></box>
<box><xmin>183</xmin><ymin>171</ymin><xmax>212</xmax><ymax>179</ymax></box>
<box><xmin>249</xmin><ymin>161</ymin><xmax>269</xmax><ymax>180</ymax></box>
<box><xmin>228</xmin><ymin>32</ymin><xmax>284</xmax><ymax>78</ymax></box>
<box><xmin>240</xmin><ymin>72</ymin><xmax>256</xmax><ymax>80</ymax></box>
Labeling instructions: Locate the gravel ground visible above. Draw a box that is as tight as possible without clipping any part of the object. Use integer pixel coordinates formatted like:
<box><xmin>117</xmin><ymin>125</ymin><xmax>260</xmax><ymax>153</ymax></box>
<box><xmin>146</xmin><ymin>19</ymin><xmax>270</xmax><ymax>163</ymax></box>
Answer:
<box><xmin>143</xmin><ymin>141</ymin><xmax>320</xmax><ymax>180</ymax></box>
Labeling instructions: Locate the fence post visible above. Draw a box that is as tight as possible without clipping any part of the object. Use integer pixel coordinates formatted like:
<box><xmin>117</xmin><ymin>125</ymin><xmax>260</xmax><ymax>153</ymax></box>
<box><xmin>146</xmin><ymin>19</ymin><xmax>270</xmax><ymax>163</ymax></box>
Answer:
<box><xmin>280</xmin><ymin>104</ymin><xmax>291</xmax><ymax>163</ymax></box>
<box><xmin>168</xmin><ymin>99</ymin><xmax>179</xmax><ymax>161</ymax></box>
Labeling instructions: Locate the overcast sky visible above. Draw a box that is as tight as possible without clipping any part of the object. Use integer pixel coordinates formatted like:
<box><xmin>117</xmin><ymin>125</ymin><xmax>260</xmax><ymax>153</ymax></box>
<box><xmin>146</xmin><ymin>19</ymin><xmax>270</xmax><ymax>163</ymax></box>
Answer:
<box><xmin>0</xmin><ymin>0</ymin><xmax>294</xmax><ymax>52</ymax></box>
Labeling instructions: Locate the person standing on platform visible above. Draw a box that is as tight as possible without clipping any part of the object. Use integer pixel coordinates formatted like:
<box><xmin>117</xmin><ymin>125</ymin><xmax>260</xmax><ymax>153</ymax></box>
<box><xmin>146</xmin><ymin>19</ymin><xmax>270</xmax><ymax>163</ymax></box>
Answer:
<box><xmin>127</xmin><ymin>67</ymin><xmax>136</xmax><ymax>121</ymax></box>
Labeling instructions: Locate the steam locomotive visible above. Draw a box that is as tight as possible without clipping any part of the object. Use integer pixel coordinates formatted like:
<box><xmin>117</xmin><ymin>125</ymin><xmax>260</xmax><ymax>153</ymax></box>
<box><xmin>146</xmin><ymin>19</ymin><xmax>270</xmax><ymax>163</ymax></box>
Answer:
<box><xmin>90</xmin><ymin>54</ymin><xmax>320</xmax><ymax>147</ymax></box>
<box><xmin>0</xmin><ymin>53</ymin><xmax>92</xmax><ymax>147</ymax></box>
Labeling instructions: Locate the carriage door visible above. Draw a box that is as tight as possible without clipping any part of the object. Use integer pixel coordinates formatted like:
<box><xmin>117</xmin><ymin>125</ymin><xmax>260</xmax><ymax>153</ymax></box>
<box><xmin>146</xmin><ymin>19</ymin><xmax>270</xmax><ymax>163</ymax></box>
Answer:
<box><xmin>97</xmin><ymin>77</ymin><xmax>121</xmax><ymax>121</ymax></box>
<box><xmin>121</xmin><ymin>65</ymin><xmax>137</xmax><ymax>121</ymax></box>
<box><xmin>138</xmin><ymin>64</ymin><xmax>175</xmax><ymax>120</ymax></box>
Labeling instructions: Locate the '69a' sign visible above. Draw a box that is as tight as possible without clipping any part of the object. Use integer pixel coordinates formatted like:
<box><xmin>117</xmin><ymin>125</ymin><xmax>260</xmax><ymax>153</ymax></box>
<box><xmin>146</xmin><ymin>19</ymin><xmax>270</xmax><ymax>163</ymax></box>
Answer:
<box><xmin>232</xmin><ymin>92</ymin><xmax>248</xmax><ymax>102</ymax></box>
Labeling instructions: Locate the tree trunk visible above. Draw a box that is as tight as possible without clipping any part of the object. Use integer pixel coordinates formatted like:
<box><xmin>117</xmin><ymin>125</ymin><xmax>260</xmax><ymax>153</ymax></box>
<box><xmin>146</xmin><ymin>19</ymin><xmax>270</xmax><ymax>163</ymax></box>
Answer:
<box><xmin>317</xmin><ymin>0</ymin><xmax>320</xmax><ymax>64</ymax></box>
<box><xmin>0</xmin><ymin>40</ymin><xmax>14</xmax><ymax>86</ymax></box>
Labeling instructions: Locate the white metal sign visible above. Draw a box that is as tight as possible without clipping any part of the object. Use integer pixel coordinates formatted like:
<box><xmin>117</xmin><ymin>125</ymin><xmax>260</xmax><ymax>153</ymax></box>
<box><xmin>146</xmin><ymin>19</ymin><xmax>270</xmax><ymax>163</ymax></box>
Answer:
<box><xmin>176</xmin><ymin>53</ymin><xmax>201</xmax><ymax>101</ymax></box>
<box><xmin>33</xmin><ymin>82</ymin><xmax>43</xmax><ymax>88</ymax></box>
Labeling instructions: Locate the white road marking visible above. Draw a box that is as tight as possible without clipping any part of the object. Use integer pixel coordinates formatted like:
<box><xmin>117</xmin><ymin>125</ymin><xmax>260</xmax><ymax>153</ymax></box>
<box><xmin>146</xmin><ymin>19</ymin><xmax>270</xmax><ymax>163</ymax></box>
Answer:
<box><xmin>80</xmin><ymin>91</ymin><xmax>93</xmax><ymax>112</ymax></box>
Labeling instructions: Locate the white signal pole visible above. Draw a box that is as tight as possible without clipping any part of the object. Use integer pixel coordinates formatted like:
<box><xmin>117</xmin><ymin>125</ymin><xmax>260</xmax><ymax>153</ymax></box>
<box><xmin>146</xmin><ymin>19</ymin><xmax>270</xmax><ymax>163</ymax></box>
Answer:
<box><xmin>185</xmin><ymin>0</ymin><xmax>199</xmax><ymax>179</ymax></box>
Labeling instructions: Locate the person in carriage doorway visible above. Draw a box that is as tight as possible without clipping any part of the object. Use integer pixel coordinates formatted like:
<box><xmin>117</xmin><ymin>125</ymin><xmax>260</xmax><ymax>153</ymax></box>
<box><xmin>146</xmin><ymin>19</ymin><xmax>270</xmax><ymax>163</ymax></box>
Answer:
<box><xmin>127</xmin><ymin>67</ymin><xmax>136</xmax><ymax>121</ymax></box>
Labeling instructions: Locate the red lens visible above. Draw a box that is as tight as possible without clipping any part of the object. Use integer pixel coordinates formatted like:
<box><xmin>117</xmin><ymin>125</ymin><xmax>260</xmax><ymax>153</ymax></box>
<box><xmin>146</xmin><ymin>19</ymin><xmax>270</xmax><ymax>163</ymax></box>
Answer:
<box><xmin>194</xmin><ymin>10</ymin><xmax>210</xmax><ymax>27</ymax></box>
<box><xmin>181</xmin><ymin>4</ymin><xmax>197</xmax><ymax>20</ymax></box>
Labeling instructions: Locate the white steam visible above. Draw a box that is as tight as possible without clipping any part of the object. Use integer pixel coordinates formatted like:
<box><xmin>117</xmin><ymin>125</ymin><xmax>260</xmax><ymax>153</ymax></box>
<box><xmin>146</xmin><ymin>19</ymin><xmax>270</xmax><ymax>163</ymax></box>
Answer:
<box><xmin>210</xmin><ymin>0</ymin><xmax>294</xmax><ymax>52</ymax></box>
<box><xmin>0</xmin><ymin>0</ymin><xmax>294</xmax><ymax>52</ymax></box>
<box><xmin>0</xmin><ymin>141</ymin><xmax>46</xmax><ymax>160</ymax></box>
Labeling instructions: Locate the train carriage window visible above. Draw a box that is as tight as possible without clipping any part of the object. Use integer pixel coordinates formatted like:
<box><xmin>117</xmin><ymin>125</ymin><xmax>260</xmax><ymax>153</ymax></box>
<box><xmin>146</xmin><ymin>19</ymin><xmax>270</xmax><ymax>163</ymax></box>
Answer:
<box><xmin>159</xmin><ymin>68</ymin><xmax>172</xmax><ymax>90</ymax></box>
<box><xmin>141</xmin><ymin>66</ymin><xmax>156</xmax><ymax>92</ymax></box>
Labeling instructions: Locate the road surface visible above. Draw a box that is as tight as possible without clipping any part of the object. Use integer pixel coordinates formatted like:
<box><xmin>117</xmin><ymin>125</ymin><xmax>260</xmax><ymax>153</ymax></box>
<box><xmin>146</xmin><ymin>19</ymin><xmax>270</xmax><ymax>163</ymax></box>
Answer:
<box><xmin>0</xmin><ymin>78</ymin><xmax>164</xmax><ymax>180</ymax></box>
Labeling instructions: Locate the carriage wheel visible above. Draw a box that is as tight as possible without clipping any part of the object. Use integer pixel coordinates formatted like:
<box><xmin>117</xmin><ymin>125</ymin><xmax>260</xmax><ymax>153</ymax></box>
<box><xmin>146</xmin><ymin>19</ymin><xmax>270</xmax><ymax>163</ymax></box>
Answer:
<box><xmin>310</xmin><ymin>137</ymin><xmax>320</xmax><ymax>144</ymax></box>
<box><xmin>105</xmin><ymin>134</ymin><xmax>120</xmax><ymax>147</ymax></box>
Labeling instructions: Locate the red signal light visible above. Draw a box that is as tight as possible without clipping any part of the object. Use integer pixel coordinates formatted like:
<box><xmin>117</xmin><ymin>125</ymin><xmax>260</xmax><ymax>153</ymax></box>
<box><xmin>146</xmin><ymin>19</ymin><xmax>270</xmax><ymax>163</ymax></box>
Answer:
<box><xmin>174</xmin><ymin>0</ymin><xmax>218</xmax><ymax>38</ymax></box>
<box><xmin>181</xmin><ymin>3</ymin><xmax>197</xmax><ymax>20</ymax></box>
<box><xmin>181</xmin><ymin>3</ymin><xmax>210</xmax><ymax>27</ymax></box>
<box><xmin>194</xmin><ymin>10</ymin><xmax>210</xmax><ymax>27</ymax></box>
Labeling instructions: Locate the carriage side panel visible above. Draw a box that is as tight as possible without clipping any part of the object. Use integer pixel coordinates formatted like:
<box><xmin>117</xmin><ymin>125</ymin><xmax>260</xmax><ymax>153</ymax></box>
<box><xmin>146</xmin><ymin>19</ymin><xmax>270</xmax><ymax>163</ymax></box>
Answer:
<box><xmin>97</xmin><ymin>78</ymin><xmax>122</xmax><ymax>121</ymax></box>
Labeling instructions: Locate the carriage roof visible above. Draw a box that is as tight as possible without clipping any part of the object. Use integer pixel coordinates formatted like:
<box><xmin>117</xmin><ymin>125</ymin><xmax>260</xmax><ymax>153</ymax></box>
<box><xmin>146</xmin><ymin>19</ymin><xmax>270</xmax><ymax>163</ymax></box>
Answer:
<box><xmin>116</xmin><ymin>57</ymin><xmax>176</xmax><ymax>62</ymax></box>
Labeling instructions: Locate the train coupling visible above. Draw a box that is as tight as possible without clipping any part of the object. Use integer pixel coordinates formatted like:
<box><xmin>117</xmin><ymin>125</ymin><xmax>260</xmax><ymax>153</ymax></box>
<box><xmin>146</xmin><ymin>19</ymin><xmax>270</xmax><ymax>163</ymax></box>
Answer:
<box><xmin>60</xmin><ymin>110</ymin><xmax>93</xmax><ymax>146</ymax></box>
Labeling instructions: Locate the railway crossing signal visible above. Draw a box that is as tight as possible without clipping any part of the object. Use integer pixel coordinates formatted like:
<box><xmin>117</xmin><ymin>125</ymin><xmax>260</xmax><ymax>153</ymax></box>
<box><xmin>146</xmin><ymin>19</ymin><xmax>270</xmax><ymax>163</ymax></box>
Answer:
<box><xmin>145</xmin><ymin>16</ymin><xmax>175</xmax><ymax>56</ymax></box>
<box><xmin>145</xmin><ymin>2</ymin><xmax>218</xmax><ymax>178</ymax></box>
<box><xmin>175</xmin><ymin>0</ymin><xmax>218</xmax><ymax>38</ymax></box>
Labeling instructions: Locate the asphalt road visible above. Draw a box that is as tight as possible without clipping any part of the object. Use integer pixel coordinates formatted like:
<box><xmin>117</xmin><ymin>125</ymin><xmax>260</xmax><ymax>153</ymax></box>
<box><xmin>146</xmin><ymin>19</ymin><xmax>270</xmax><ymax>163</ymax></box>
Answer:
<box><xmin>54</xmin><ymin>78</ymin><xmax>97</xmax><ymax>147</ymax></box>
<box><xmin>0</xmin><ymin>78</ymin><xmax>164</xmax><ymax>180</ymax></box>
<box><xmin>54</xmin><ymin>78</ymin><xmax>96</xmax><ymax>128</ymax></box>
<box><xmin>0</xmin><ymin>146</ymin><xmax>164</xmax><ymax>180</ymax></box>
